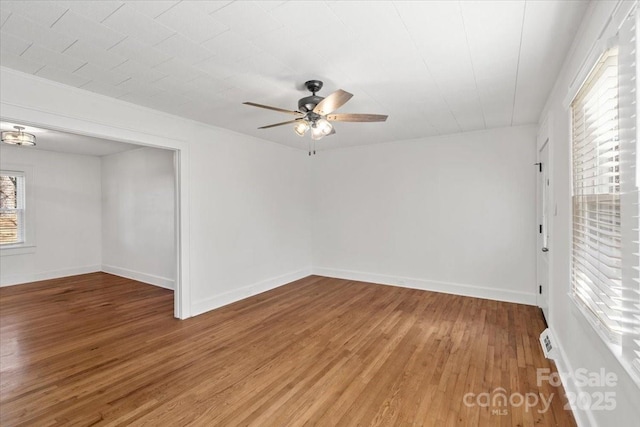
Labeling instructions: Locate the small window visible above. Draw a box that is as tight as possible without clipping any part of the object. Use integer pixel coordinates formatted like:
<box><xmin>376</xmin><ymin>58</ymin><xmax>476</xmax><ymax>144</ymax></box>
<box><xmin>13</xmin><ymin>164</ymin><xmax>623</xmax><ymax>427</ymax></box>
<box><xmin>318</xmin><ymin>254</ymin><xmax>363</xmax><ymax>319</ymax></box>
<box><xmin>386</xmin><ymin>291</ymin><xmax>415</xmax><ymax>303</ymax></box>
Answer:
<box><xmin>0</xmin><ymin>171</ymin><xmax>26</xmax><ymax>246</ymax></box>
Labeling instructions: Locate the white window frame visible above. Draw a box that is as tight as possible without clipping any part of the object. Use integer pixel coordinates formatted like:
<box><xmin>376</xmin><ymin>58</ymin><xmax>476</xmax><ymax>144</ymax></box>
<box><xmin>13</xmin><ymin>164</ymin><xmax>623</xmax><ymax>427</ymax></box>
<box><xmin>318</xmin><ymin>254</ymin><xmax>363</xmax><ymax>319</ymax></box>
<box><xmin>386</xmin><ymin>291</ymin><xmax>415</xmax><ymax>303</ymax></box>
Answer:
<box><xmin>0</xmin><ymin>164</ymin><xmax>35</xmax><ymax>256</ymax></box>
<box><xmin>569</xmin><ymin>7</ymin><xmax>640</xmax><ymax>387</ymax></box>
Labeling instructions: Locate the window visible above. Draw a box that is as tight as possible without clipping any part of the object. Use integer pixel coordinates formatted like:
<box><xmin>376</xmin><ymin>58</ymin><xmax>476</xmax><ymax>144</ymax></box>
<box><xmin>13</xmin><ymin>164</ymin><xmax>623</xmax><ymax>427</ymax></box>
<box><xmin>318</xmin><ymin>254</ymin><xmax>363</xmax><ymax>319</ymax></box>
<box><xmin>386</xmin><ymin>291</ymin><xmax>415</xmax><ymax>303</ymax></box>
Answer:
<box><xmin>571</xmin><ymin>47</ymin><xmax>622</xmax><ymax>341</ymax></box>
<box><xmin>0</xmin><ymin>171</ymin><xmax>26</xmax><ymax>246</ymax></box>
<box><xmin>570</xmin><ymin>9</ymin><xmax>640</xmax><ymax>384</ymax></box>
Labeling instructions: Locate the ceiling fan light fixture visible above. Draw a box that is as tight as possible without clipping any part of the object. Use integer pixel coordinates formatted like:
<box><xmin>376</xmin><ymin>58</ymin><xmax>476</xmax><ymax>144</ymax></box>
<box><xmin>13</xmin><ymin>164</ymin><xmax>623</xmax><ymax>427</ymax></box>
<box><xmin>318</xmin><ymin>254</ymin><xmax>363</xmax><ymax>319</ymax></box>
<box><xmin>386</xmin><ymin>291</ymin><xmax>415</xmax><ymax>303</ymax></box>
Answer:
<box><xmin>316</xmin><ymin>118</ymin><xmax>333</xmax><ymax>136</ymax></box>
<box><xmin>293</xmin><ymin>120</ymin><xmax>310</xmax><ymax>137</ymax></box>
<box><xmin>1</xmin><ymin>126</ymin><xmax>36</xmax><ymax>146</ymax></box>
<box><xmin>311</xmin><ymin>125</ymin><xmax>325</xmax><ymax>140</ymax></box>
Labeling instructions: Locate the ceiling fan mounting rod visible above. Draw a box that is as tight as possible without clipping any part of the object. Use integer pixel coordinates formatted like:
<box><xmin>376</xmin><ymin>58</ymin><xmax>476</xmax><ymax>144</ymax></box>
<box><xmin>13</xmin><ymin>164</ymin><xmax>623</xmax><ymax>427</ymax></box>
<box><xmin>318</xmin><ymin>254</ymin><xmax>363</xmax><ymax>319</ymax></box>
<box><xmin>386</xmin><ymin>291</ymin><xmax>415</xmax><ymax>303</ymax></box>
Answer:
<box><xmin>304</xmin><ymin>80</ymin><xmax>323</xmax><ymax>95</ymax></box>
<box><xmin>298</xmin><ymin>80</ymin><xmax>325</xmax><ymax>112</ymax></box>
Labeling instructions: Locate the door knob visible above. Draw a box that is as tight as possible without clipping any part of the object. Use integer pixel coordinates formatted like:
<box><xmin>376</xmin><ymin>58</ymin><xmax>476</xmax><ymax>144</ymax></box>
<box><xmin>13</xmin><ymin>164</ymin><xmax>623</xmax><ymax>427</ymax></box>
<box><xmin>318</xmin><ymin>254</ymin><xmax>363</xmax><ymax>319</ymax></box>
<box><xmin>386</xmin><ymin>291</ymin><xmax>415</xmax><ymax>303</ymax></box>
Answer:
<box><xmin>542</xmin><ymin>247</ymin><xmax>549</xmax><ymax>252</ymax></box>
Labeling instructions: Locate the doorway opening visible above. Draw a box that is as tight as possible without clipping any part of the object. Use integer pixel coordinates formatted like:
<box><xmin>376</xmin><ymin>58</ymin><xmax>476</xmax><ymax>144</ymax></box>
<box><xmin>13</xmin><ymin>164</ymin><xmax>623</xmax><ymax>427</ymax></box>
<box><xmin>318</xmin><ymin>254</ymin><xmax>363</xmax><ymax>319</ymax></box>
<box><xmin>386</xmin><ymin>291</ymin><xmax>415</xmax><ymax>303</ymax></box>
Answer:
<box><xmin>0</xmin><ymin>118</ymin><xmax>187</xmax><ymax>319</ymax></box>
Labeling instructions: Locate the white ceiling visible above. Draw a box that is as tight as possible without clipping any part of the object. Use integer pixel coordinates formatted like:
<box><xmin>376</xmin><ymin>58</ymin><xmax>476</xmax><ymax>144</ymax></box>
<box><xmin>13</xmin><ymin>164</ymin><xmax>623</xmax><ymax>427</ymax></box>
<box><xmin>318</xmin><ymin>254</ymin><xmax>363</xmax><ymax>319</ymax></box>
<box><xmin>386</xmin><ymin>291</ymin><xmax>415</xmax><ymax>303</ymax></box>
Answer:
<box><xmin>0</xmin><ymin>121</ymin><xmax>140</xmax><ymax>156</ymax></box>
<box><xmin>0</xmin><ymin>1</ymin><xmax>588</xmax><ymax>150</ymax></box>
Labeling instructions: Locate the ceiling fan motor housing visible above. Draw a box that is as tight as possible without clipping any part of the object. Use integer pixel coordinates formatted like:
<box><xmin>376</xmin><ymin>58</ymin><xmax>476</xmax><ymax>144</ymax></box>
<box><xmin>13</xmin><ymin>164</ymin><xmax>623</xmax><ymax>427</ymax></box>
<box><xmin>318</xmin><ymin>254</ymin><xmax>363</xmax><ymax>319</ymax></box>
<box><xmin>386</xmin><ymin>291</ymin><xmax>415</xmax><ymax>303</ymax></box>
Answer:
<box><xmin>298</xmin><ymin>95</ymin><xmax>324</xmax><ymax>113</ymax></box>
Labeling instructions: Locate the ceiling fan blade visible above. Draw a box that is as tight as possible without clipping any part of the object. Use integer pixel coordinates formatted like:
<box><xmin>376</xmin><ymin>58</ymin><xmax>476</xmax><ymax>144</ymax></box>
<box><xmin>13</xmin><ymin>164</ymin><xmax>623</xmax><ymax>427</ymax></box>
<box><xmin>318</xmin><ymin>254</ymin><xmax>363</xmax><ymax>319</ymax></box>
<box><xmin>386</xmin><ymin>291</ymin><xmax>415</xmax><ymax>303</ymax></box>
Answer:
<box><xmin>313</xmin><ymin>89</ymin><xmax>353</xmax><ymax>116</ymax></box>
<box><xmin>258</xmin><ymin>119</ymin><xmax>301</xmax><ymax>129</ymax></box>
<box><xmin>326</xmin><ymin>113</ymin><xmax>388</xmax><ymax>122</ymax></box>
<box><xmin>243</xmin><ymin>102</ymin><xmax>304</xmax><ymax>116</ymax></box>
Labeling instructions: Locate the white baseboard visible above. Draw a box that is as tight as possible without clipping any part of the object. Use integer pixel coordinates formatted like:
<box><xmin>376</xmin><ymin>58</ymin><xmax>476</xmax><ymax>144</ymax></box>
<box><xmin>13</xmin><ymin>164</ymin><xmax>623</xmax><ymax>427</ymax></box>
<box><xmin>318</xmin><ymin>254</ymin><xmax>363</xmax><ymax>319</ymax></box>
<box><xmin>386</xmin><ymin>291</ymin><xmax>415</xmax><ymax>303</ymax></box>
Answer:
<box><xmin>0</xmin><ymin>265</ymin><xmax>102</xmax><ymax>287</ymax></box>
<box><xmin>549</xmin><ymin>325</ymin><xmax>597</xmax><ymax>427</ymax></box>
<box><xmin>191</xmin><ymin>268</ymin><xmax>312</xmax><ymax>316</ymax></box>
<box><xmin>101</xmin><ymin>264</ymin><xmax>175</xmax><ymax>290</ymax></box>
<box><xmin>312</xmin><ymin>267</ymin><xmax>537</xmax><ymax>306</ymax></box>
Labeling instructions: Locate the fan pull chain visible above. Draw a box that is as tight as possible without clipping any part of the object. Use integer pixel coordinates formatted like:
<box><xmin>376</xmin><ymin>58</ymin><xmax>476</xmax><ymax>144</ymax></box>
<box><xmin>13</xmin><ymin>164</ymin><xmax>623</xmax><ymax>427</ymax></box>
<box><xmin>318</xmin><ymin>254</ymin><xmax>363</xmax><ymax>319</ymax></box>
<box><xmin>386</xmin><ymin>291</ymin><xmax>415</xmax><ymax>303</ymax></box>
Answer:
<box><xmin>307</xmin><ymin>140</ymin><xmax>318</xmax><ymax>156</ymax></box>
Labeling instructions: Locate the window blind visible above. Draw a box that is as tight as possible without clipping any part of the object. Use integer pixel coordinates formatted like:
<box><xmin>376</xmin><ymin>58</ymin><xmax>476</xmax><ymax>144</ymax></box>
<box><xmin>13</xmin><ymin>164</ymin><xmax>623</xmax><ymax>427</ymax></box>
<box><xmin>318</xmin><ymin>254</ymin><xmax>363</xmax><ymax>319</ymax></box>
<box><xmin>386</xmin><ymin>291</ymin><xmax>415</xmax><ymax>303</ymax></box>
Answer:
<box><xmin>571</xmin><ymin>6</ymin><xmax>640</xmax><ymax>384</ymax></box>
<box><xmin>571</xmin><ymin>48</ymin><xmax>623</xmax><ymax>341</ymax></box>
<box><xmin>0</xmin><ymin>172</ymin><xmax>25</xmax><ymax>245</ymax></box>
<box><xmin>617</xmin><ymin>8</ymin><xmax>640</xmax><ymax>380</ymax></box>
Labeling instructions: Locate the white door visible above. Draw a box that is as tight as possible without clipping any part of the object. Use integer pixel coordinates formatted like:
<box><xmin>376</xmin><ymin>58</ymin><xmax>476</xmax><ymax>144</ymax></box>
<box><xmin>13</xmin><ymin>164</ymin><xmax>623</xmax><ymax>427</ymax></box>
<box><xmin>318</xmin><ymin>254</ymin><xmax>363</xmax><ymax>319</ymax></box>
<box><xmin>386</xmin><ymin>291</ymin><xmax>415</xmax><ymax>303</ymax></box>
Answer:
<box><xmin>536</xmin><ymin>140</ymin><xmax>550</xmax><ymax>321</ymax></box>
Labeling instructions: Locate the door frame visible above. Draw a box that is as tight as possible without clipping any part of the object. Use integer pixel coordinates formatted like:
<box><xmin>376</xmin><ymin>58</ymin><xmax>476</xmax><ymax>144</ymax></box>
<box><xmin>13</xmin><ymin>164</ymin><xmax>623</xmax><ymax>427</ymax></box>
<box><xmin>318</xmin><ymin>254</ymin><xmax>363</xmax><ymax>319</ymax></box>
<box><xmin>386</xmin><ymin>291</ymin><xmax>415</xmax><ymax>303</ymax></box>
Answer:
<box><xmin>536</xmin><ymin>115</ymin><xmax>553</xmax><ymax>321</ymax></box>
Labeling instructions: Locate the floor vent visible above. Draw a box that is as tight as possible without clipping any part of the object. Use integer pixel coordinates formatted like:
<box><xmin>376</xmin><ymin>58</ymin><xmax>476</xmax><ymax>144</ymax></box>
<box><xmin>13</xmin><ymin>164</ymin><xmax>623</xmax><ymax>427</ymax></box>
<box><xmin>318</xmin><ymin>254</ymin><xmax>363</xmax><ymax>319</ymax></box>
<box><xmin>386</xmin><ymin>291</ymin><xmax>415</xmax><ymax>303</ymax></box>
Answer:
<box><xmin>539</xmin><ymin>328</ymin><xmax>558</xmax><ymax>360</ymax></box>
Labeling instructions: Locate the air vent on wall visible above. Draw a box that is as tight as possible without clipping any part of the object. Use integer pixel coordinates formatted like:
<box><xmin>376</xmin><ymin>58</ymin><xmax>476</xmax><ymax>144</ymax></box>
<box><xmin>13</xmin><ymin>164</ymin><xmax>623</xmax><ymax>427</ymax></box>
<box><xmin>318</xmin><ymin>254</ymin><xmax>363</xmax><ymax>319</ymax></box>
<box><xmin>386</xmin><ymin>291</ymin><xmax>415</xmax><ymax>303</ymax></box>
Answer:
<box><xmin>539</xmin><ymin>328</ymin><xmax>558</xmax><ymax>360</ymax></box>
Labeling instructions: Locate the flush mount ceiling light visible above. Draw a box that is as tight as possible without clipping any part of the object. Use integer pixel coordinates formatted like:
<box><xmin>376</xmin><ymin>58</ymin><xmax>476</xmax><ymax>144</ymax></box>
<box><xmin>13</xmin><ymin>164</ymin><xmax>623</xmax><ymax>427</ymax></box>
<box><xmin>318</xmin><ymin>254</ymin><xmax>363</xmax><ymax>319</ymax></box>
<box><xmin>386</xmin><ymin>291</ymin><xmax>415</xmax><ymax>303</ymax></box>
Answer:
<box><xmin>1</xmin><ymin>126</ymin><xmax>36</xmax><ymax>146</ymax></box>
<box><xmin>243</xmin><ymin>80</ymin><xmax>387</xmax><ymax>155</ymax></box>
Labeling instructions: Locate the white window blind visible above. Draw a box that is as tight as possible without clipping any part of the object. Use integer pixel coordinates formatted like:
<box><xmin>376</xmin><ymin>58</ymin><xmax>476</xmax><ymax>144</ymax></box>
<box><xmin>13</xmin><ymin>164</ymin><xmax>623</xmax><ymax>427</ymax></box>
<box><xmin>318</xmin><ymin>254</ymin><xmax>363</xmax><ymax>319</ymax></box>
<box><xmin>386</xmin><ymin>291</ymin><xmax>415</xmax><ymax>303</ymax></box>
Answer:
<box><xmin>571</xmin><ymin>47</ymin><xmax>623</xmax><ymax>341</ymax></box>
<box><xmin>0</xmin><ymin>171</ymin><xmax>26</xmax><ymax>246</ymax></box>
<box><xmin>571</xmin><ymin>6</ymin><xmax>640</xmax><ymax>384</ymax></box>
<box><xmin>618</xmin><ymin>8</ymin><xmax>640</xmax><ymax>381</ymax></box>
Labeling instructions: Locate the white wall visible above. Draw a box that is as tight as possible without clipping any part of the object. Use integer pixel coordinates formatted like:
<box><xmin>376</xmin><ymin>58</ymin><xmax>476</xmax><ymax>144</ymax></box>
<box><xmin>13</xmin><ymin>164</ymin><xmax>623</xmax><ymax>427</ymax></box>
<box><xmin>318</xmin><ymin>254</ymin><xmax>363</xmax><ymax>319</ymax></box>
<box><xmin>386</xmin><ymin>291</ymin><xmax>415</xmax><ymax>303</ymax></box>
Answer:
<box><xmin>311</xmin><ymin>125</ymin><xmax>537</xmax><ymax>304</ymax></box>
<box><xmin>0</xmin><ymin>146</ymin><xmax>102</xmax><ymax>285</ymax></box>
<box><xmin>0</xmin><ymin>66</ymin><xmax>313</xmax><ymax>318</ymax></box>
<box><xmin>187</xmin><ymin>122</ymin><xmax>312</xmax><ymax>314</ymax></box>
<box><xmin>539</xmin><ymin>1</ymin><xmax>640</xmax><ymax>426</ymax></box>
<box><xmin>101</xmin><ymin>147</ymin><xmax>176</xmax><ymax>289</ymax></box>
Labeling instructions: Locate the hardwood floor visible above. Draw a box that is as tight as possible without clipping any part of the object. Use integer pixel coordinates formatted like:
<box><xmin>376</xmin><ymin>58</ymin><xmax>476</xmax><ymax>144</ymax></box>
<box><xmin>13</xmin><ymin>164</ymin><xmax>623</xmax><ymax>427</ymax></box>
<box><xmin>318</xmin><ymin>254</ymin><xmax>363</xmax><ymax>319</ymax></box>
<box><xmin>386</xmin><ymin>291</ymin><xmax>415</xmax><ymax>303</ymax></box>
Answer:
<box><xmin>0</xmin><ymin>273</ymin><xmax>575</xmax><ymax>426</ymax></box>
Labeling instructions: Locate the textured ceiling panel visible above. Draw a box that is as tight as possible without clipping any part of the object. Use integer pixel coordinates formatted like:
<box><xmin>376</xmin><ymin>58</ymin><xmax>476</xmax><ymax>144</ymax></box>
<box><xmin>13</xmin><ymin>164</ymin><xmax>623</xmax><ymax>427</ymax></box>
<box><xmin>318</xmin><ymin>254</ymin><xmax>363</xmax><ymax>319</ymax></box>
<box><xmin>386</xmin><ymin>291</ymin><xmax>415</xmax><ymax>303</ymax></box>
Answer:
<box><xmin>0</xmin><ymin>0</ymin><xmax>588</xmax><ymax>150</ymax></box>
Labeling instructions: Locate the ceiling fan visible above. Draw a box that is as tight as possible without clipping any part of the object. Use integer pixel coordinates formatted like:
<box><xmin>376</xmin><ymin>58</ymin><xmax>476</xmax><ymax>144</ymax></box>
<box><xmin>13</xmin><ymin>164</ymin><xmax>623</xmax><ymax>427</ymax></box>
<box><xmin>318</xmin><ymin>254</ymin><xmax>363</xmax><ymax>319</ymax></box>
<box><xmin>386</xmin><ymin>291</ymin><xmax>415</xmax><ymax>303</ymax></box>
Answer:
<box><xmin>243</xmin><ymin>80</ymin><xmax>387</xmax><ymax>154</ymax></box>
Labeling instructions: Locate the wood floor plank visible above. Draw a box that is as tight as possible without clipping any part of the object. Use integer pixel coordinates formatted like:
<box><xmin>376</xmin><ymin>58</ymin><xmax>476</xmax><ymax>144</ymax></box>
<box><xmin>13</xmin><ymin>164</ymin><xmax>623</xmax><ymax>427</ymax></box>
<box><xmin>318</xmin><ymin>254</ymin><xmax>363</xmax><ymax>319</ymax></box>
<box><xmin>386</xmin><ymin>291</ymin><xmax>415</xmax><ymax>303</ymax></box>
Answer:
<box><xmin>0</xmin><ymin>273</ymin><xmax>576</xmax><ymax>426</ymax></box>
